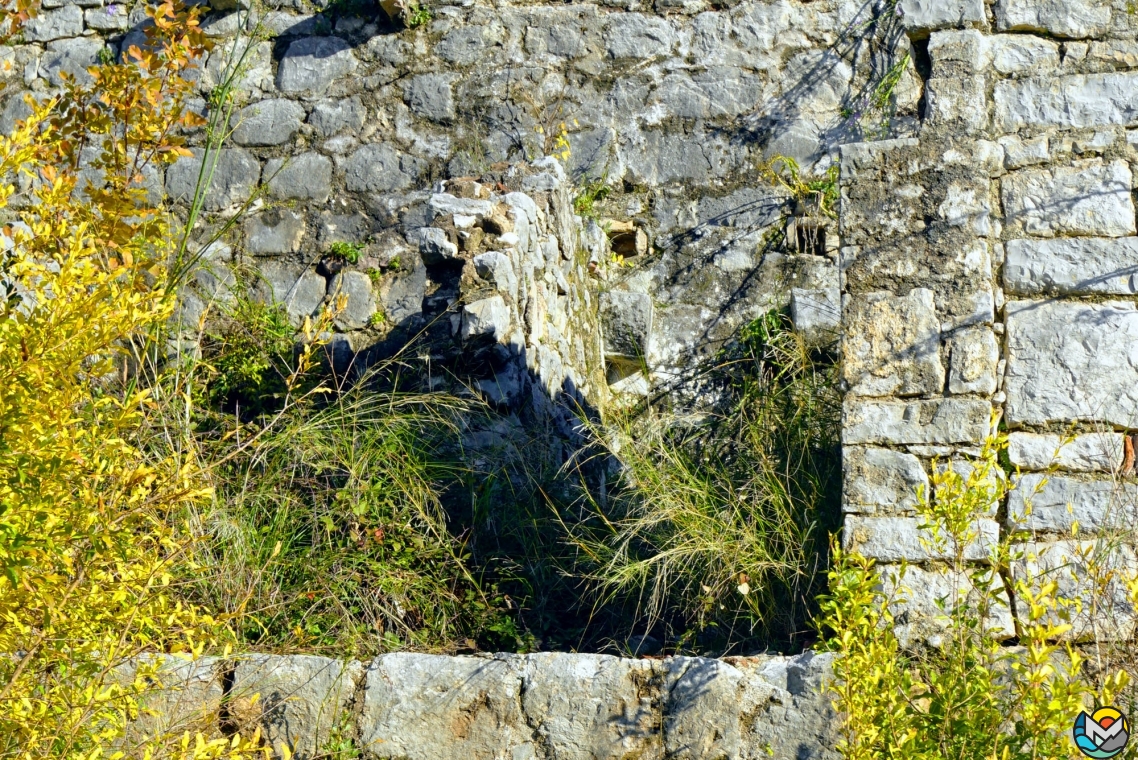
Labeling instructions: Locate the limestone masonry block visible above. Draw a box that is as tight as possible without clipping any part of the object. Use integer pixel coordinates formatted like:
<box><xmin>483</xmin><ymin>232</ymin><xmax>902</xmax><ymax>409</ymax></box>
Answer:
<box><xmin>344</xmin><ymin>144</ymin><xmax>426</xmax><ymax>193</ymax></box>
<box><xmin>988</xmin><ymin>35</ymin><xmax>1061</xmax><ymax>76</ymax></box>
<box><xmin>928</xmin><ymin>30</ymin><xmax>988</xmax><ymax>75</ymax></box>
<box><xmin>1012</xmin><ymin>541</ymin><xmax>1137</xmax><ymax>641</ymax></box>
<box><xmin>231</xmin><ymin>99</ymin><xmax>306</xmax><ymax>147</ymax></box>
<box><xmin>843</xmin><ymin>447</ymin><xmax>929</xmax><ymax>515</ymax></box>
<box><xmin>925</xmin><ymin>76</ymin><xmax>989</xmax><ymax>134</ymax></box>
<box><xmin>462</xmin><ymin>295</ymin><xmax>511</xmax><ymax>342</ymax></box>
<box><xmin>520</xmin><ymin>653</ymin><xmax>664</xmax><ymax>760</ymax></box>
<box><xmin>843</xmin><ymin>398</ymin><xmax>991</xmax><ymax>445</ymax></box>
<box><xmin>600</xmin><ymin>290</ymin><xmax>653</xmax><ymax>361</ymax></box>
<box><xmin>166</xmin><ymin>148</ymin><xmax>261</xmax><ymax>212</ymax></box>
<box><xmin>276</xmin><ymin>36</ymin><xmax>358</xmax><ymax>96</ymax></box>
<box><xmin>1001</xmin><ymin>159</ymin><xmax>1135</xmax><ymax>238</ymax></box>
<box><xmin>898</xmin><ymin>0</ymin><xmax>986</xmax><ymax>36</ymax></box>
<box><xmin>1004</xmin><ymin>237</ymin><xmax>1138</xmax><ymax>296</ymax></box>
<box><xmin>232</xmin><ymin>655</ymin><xmax>363</xmax><ymax>760</ymax></box>
<box><xmin>24</xmin><ymin>4</ymin><xmax>82</xmax><ymax>41</ymax></box>
<box><xmin>266</xmin><ymin>152</ymin><xmax>333</xmax><ymax>202</ymax></box>
<box><xmin>1008</xmin><ymin>473</ymin><xmax>1138</xmax><ymax>534</ymax></box>
<box><xmin>1007</xmin><ymin>432</ymin><xmax>1125</xmax><ymax>472</ymax></box>
<box><xmin>359</xmin><ymin>654</ymin><xmax>537</xmax><ymax>760</ymax></box>
<box><xmin>995</xmin><ymin>72</ymin><xmax>1138</xmax><ymax>130</ymax></box>
<box><xmin>878</xmin><ymin>565</ymin><xmax>1015</xmax><ymax>647</ymax></box>
<box><xmin>244</xmin><ymin>210</ymin><xmax>306</xmax><ymax>255</ymax></box>
<box><xmin>791</xmin><ymin>287</ymin><xmax>840</xmax><ymax>345</ymax></box>
<box><xmin>843</xmin><ymin>515</ymin><xmax>998</xmax><ymax>562</ymax></box>
<box><xmin>995</xmin><ymin>0</ymin><xmax>1111</xmax><ymax>39</ymax></box>
<box><xmin>330</xmin><ymin>271</ymin><xmax>376</xmax><ymax>331</ymax></box>
<box><xmin>1005</xmin><ymin>300</ymin><xmax>1138</xmax><ymax>427</ymax></box>
<box><xmin>947</xmin><ymin>327</ymin><xmax>998</xmax><ymax>395</ymax></box>
<box><xmin>998</xmin><ymin>135</ymin><xmax>1050</xmax><ymax>169</ymax></box>
<box><xmin>843</xmin><ymin>289</ymin><xmax>944</xmax><ymax>398</ymax></box>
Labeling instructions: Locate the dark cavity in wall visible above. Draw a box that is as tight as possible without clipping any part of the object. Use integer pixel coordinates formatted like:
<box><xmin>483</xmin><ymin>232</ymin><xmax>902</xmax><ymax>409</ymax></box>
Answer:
<box><xmin>910</xmin><ymin>36</ymin><xmax>932</xmax><ymax>122</ymax></box>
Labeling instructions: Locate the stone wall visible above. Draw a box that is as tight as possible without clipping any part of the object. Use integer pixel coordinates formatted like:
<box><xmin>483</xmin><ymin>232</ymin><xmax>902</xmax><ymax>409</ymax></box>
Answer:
<box><xmin>839</xmin><ymin>0</ymin><xmax>1138</xmax><ymax>645</ymax></box>
<box><xmin>126</xmin><ymin>650</ymin><xmax>838</xmax><ymax>760</ymax></box>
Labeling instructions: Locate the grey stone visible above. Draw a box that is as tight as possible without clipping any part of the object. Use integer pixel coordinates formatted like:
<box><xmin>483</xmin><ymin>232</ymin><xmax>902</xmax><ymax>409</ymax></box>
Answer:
<box><xmin>462</xmin><ymin>295</ymin><xmax>511</xmax><ymax>342</ymax></box>
<box><xmin>525</xmin><ymin>24</ymin><xmax>585</xmax><ymax>59</ymax></box>
<box><xmin>898</xmin><ymin>0</ymin><xmax>986</xmax><ymax>35</ymax></box>
<box><xmin>520</xmin><ymin>654</ymin><xmax>664</xmax><ymax>759</ymax></box>
<box><xmin>473</xmin><ymin>251</ymin><xmax>518</xmax><ymax>301</ymax></box>
<box><xmin>665</xmin><ymin>658</ymin><xmax>768</xmax><ymax>759</ymax></box>
<box><xmin>1012</xmin><ymin>540</ymin><xmax>1137</xmax><ymax>641</ymax></box>
<box><xmin>244</xmin><ymin>210</ymin><xmax>305</xmax><ymax>255</ymax></box>
<box><xmin>791</xmin><ymin>287</ymin><xmax>839</xmax><ymax>345</ymax></box>
<box><xmin>265</xmin><ymin>152</ymin><xmax>333</xmax><ymax>202</ymax></box>
<box><xmin>417</xmin><ymin>227</ymin><xmax>459</xmax><ymax>265</ymax></box>
<box><xmin>1004</xmin><ymin>237</ymin><xmax>1138</xmax><ymax>296</ymax></box>
<box><xmin>379</xmin><ymin>263</ymin><xmax>426</xmax><ymax>323</ymax></box>
<box><xmin>41</xmin><ymin>37</ymin><xmax>102</xmax><ymax>86</ymax></box>
<box><xmin>276</xmin><ymin>36</ymin><xmax>357</xmax><ymax>96</ymax></box>
<box><xmin>232</xmin><ymin>655</ymin><xmax>363</xmax><ymax>760</ymax></box>
<box><xmin>843</xmin><ymin>447</ymin><xmax>929</xmax><ymax>515</ymax></box>
<box><xmin>988</xmin><ymin>35</ymin><xmax>1060</xmax><ymax>76</ymax></box>
<box><xmin>231</xmin><ymin>98</ymin><xmax>305</xmax><ymax>147</ymax></box>
<box><xmin>330</xmin><ymin>271</ymin><xmax>376</xmax><ymax>331</ymax></box>
<box><xmin>0</xmin><ymin>92</ymin><xmax>34</xmax><ymax>138</ymax></box>
<box><xmin>344</xmin><ymin>144</ymin><xmax>425</xmax><ymax>193</ymax></box>
<box><xmin>309</xmin><ymin>96</ymin><xmax>366</xmax><ymax>137</ymax></box>
<box><xmin>403</xmin><ymin>73</ymin><xmax>455</xmax><ymax>121</ymax></box>
<box><xmin>877</xmin><ymin>565</ymin><xmax>1014</xmax><ymax>648</ymax></box>
<box><xmin>995</xmin><ymin>0</ymin><xmax>1111</xmax><ymax>39</ymax></box>
<box><xmin>843</xmin><ymin>515</ymin><xmax>998</xmax><ymax>562</ymax></box>
<box><xmin>600</xmin><ymin>290</ymin><xmax>652</xmax><ymax>360</ymax></box>
<box><xmin>995</xmin><ymin>72</ymin><xmax>1138</xmax><ymax>131</ymax></box>
<box><xmin>257</xmin><ymin>263</ymin><xmax>325</xmax><ymax>326</ymax></box>
<box><xmin>1007</xmin><ymin>432</ymin><xmax>1125</xmax><ymax>472</ymax></box>
<box><xmin>843</xmin><ymin>398</ymin><xmax>992</xmax><ymax>445</ymax></box>
<box><xmin>604</xmin><ymin>14</ymin><xmax>675</xmax><ymax>59</ymax></box>
<box><xmin>428</xmin><ymin>194</ymin><xmax>495</xmax><ymax>222</ymax></box>
<box><xmin>843</xmin><ymin>289</ymin><xmax>944</xmax><ymax>398</ymax></box>
<box><xmin>925</xmin><ymin>75</ymin><xmax>988</xmax><ymax>133</ymax></box>
<box><xmin>1005</xmin><ymin>300</ymin><xmax>1138</xmax><ymax>428</ymax></box>
<box><xmin>85</xmin><ymin>4</ymin><xmax>128</xmax><ymax>30</ymax></box>
<box><xmin>928</xmin><ymin>30</ymin><xmax>988</xmax><ymax>75</ymax></box>
<box><xmin>121</xmin><ymin>656</ymin><xmax>225</xmax><ymax>742</ymax></box>
<box><xmin>1002</xmin><ymin>160</ymin><xmax>1134</xmax><ymax>239</ymax></box>
<box><xmin>260</xmin><ymin>11</ymin><xmax>320</xmax><ymax>37</ymax></box>
<box><xmin>1008</xmin><ymin>473</ymin><xmax>1138</xmax><ymax>534</ymax></box>
<box><xmin>166</xmin><ymin>148</ymin><xmax>260</xmax><ymax>212</ymax></box>
<box><xmin>435</xmin><ymin>25</ymin><xmax>498</xmax><ymax>66</ymax></box>
<box><xmin>359</xmin><ymin>654</ymin><xmax>537</xmax><ymax>760</ymax></box>
<box><xmin>947</xmin><ymin>327</ymin><xmax>998</xmax><ymax>395</ymax></box>
<box><xmin>25</xmin><ymin>5</ymin><xmax>83</xmax><ymax>41</ymax></box>
<box><xmin>999</xmin><ymin>135</ymin><xmax>1049</xmax><ymax>169</ymax></box>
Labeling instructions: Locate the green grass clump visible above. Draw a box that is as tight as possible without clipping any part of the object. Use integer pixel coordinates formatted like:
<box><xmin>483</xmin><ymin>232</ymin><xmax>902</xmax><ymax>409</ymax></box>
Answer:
<box><xmin>571</xmin><ymin>311</ymin><xmax>841</xmax><ymax>653</ymax></box>
<box><xmin>573</xmin><ymin>180</ymin><xmax>610</xmax><ymax>220</ymax></box>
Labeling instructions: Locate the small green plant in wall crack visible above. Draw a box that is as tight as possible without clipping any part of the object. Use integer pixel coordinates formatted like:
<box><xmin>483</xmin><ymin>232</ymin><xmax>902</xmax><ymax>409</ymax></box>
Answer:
<box><xmin>405</xmin><ymin>1</ymin><xmax>431</xmax><ymax>27</ymax></box>
<box><xmin>761</xmin><ymin>155</ymin><xmax>839</xmax><ymax>220</ymax></box>
<box><xmin>328</xmin><ymin>240</ymin><xmax>364</xmax><ymax>265</ymax></box>
<box><xmin>573</xmin><ymin>179</ymin><xmax>610</xmax><ymax>220</ymax></box>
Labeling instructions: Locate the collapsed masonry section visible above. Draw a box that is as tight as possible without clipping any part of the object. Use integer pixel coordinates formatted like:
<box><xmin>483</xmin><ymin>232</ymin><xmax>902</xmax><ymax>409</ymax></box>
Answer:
<box><xmin>840</xmin><ymin>0</ymin><xmax>1138</xmax><ymax>648</ymax></box>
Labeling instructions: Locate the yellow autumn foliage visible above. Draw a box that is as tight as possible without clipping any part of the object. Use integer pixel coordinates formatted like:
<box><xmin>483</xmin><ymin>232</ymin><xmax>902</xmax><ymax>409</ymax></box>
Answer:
<box><xmin>0</xmin><ymin>2</ymin><xmax>270</xmax><ymax>757</ymax></box>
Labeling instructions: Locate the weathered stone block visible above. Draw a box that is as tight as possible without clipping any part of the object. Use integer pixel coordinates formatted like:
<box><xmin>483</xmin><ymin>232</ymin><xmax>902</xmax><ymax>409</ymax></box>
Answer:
<box><xmin>1005</xmin><ymin>300</ymin><xmax>1138</xmax><ymax>427</ymax></box>
<box><xmin>877</xmin><ymin>564</ymin><xmax>1014</xmax><ymax>647</ymax></box>
<box><xmin>24</xmin><ymin>4</ymin><xmax>82</xmax><ymax>41</ymax></box>
<box><xmin>999</xmin><ymin>135</ymin><xmax>1049</xmax><ymax>169</ymax></box>
<box><xmin>359</xmin><ymin>654</ymin><xmax>537</xmax><ymax>760</ymax></box>
<box><xmin>995</xmin><ymin>72</ymin><xmax>1138</xmax><ymax>131</ymax></box>
<box><xmin>898</xmin><ymin>0</ymin><xmax>985</xmax><ymax>35</ymax></box>
<box><xmin>232</xmin><ymin>655</ymin><xmax>363</xmax><ymax>760</ymax></box>
<box><xmin>844</xmin><ymin>515</ymin><xmax>998</xmax><ymax>562</ymax></box>
<box><xmin>380</xmin><ymin>263</ymin><xmax>426</xmax><ymax>324</ymax></box>
<box><xmin>344</xmin><ymin>144</ymin><xmax>425</xmax><ymax>193</ymax></box>
<box><xmin>925</xmin><ymin>76</ymin><xmax>988</xmax><ymax>134</ymax></box>
<box><xmin>1004</xmin><ymin>237</ymin><xmax>1138</xmax><ymax>296</ymax></box>
<box><xmin>85</xmin><ymin>4</ymin><xmax>129</xmax><ymax>30</ymax></box>
<box><xmin>463</xmin><ymin>295</ymin><xmax>511</xmax><ymax>342</ymax></box>
<box><xmin>741</xmin><ymin>653</ymin><xmax>839</xmax><ymax>760</ymax></box>
<box><xmin>232</xmin><ymin>98</ymin><xmax>305</xmax><ymax>147</ymax></box>
<box><xmin>473</xmin><ymin>251</ymin><xmax>518</xmax><ymax>301</ymax></box>
<box><xmin>1002</xmin><ymin>160</ymin><xmax>1134</xmax><ymax>238</ymax></box>
<box><xmin>604</xmin><ymin>14</ymin><xmax>675</xmax><ymax>59</ymax></box>
<box><xmin>1008</xmin><ymin>473</ymin><xmax>1138</xmax><ymax>533</ymax></box>
<box><xmin>417</xmin><ymin>227</ymin><xmax>460</xmax><ymax>265</ymax></box>
<box><xmin>791</xmin><ymin>287</ymin><xmax>839</xmax><ymax>345</ymax></box>
<box><xmin>995</xmin><ymin>0</ymin><xmax>1111</xmax><ymax>39</ymax></box>
<box><xmin>166</xmin><ymin>148</ymin><xmax>260</xmax><ymax>212</ymax></box>
<box><xmin>120</xmin><ymin>656</ymin><xmax>225</xmax><ymax>745</ymax></box>
<box><xmin>843</xmin><ymin>447</ymin><xmax>928</xmax><ymax>515</ymax></box>
<box><xmin>330</xmin><ymin>271</ymin><xmax>376</xmax><ymax>331</ymax></box>
<box><xmin>245</xmin><ymin>210</ymin><xmax>305</xmax><ymax>255</ymax></box>
<box><xmin>277</xmin><ymin>36</ymin><xmax>357</xmax><ymax>96</ymax></box>
<box><xmin>257</xmin><ymin>263</ymin><xmax>326</xmax><ymax>327</ymax></box>
<box><xmin>265</xmin><ymin>152</ymin><xmax>333</xmax><ymax>202</ymax></box>
<box><xmin>843</xmin><ymin>289</ymin><xmax>944</xmax><ymax>398</ymax></box>
<box><xmin>665</xmin><ymin>658</ymin><xmax>764</xmax><ymax>760</ymax></box>
<box><xmin>600</xmin><ymin>290</ymin><xmax>652</xmax><ymax>360</ymax></box>
<box><xmin>988</xmin><ymin>34</ymin><xmax>1060</xmax><ymax>76</ymax></box>
<box><xmin>843</xmin><ymin>398</ymin><xmax>991</xmax><ymax>445</ymax></box>
<box><xmin>521</xmin><ymin>653</ymin><xmax>664</xmax><ymax>760</ymax></box>
<box><xmin>309</xmin><ymin>96</ymin><xmax>367</xmax><ymax>137</ymax></box>
<box><xmin>947</xmin><ymin>327</ymin><xmax>998</xmax><ymax>395</ymax></box>
<box><xmin>41</xmin><ymin>37</ymin><xmax>102</xmax><ymax>86</ymax></box>
<box><xmin>1007</xmin><ymin>432</ymin><xmax>1124</xmax><ymax>472</ymax></box>
<box><xmin>928</xmin><ymin>29</ymin><xmax>987</xmax><ymax>75</ymax></box>
<box><xmin>403</xmin><ymin>73</ymin><xmax>456</xmax><ymax>121</ymax></box>
<box><xmin>1012</xmin><ymin>540</ymin><xmax>1137</xmax><ymax>641</ymax></box>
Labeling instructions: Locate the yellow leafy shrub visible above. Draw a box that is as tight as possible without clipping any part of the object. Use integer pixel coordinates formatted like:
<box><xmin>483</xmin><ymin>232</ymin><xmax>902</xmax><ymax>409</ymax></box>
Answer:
<box><xmin>0</xmin><ymin>3</ymin><xmax>272</xmax><ymax>757</ymax></box>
